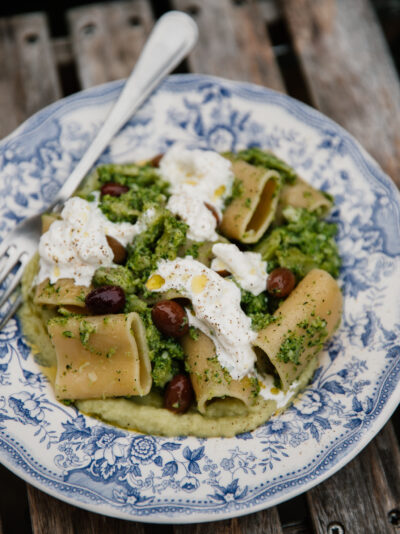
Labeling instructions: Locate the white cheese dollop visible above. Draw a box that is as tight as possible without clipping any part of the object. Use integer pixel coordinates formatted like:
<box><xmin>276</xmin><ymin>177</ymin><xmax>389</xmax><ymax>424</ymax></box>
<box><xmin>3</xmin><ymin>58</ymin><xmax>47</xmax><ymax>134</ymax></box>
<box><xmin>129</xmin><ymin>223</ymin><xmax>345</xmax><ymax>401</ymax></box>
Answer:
<box><xmin>148</xmin><ymin>257</ymin><xmax>257</xmax><ymax>380</ymax></box>
<box><xmin>211</xmin><ymin>243</ymin><xmax>268</xmax><ymax>296</ymax></box>
<box><xmin>257</xmin><ymin>373</ymin><xmax>300</xmax><ymax>408</ymax></box>
<box><xmin>167</xmin><ymin>192</ymin><xmax>219</xmax><ymax>242</ymax></box>
<box><xmin>38</xmin><ymin>195</ymin><xmax>153</xmax><ymax>287</ymax></box>
<box><xmin>159</xmin><ymin>145</ymin><xmax>234</xmax><ymax>241</ymax></box>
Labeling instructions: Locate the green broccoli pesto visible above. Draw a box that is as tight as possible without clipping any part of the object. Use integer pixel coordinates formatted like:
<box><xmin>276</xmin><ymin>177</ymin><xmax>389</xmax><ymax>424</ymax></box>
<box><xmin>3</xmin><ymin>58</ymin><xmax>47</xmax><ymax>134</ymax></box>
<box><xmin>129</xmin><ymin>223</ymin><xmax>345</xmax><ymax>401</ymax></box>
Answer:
<box><xmin>184</xmin><ymin>241</ymin><xmax>202</xmax><ymax>259</ymax></box>
<box><xmin>276</xmin><ymin>334</ymin><xmax>304</xmax><ymax>365</ymax></box>
<box><xmin>224</xmin><ymin>177</ymin><xmax>244</xmax><ymax>207</ymax></box>
<box><xmin>91</xmin><ymin>209</ymin><xmax>188</xmax><ymax>387</ymax></box>
<box><xmin>92</xmin><ymin>209</ymin><xmax>187</xmax><ymax>296</ymax></box>
<box><xmin>124</xmin><ymin>293</ymin><xmax>148</xmax><ymax>314</ymax></box>
<box><xmin>97</xmin><ymin>162</ymin><xmax>168</xmax><ymax>189</ymax></box>
<box><xmin>126</xmin><ymin>208</ymin><xmax>188</xmax><ymax>293</ymax></box>
<box><xmin>276</xmin><ymin>316</ymin><xmax>329</xmax><ymax>365</ymax></box>
<box><xmin>255</xmin><ymin>206</ymin><xmax>341</xmax><ymax>279</ymax></box>
<box><xmin>181</xmin><ymin>240</ymin><xmax>217</xmax><ymax>266</ymax></box>
<box><xmin>136</xmin><ymin>308</ymin><xmax>185</xmax><ymax>388</ymax></box>
<box><xmin>97</xmin><ymin>163</ymin><xmax>170</xmax><ymax>223</ymax></box>
<box><xmin>250</xmin><ymin>376</ymin><xmax>261</xmax><ymax>398</ymax></box>
<box><xmin>79</xmin><ymin>319</ymin><xmax>97</xmax><ymax>346</ymax></box>
<box><xmin>240</xmin><ymin>289</ymin><xmax>275</xmax><ymax>331</ymax></box>
<box><xmin>231</xmin><ymin>147</ymin><xmax>297</xmax><ymax>185</ymax></box>
<box><xmin>93</xmin><ymin>266</ymin><xmax>136</xmax><ymax>294</ymax></box>
<box><xmin>96</xmin><ymin>291</ymin><xmax>183</xmax><ymax>388</ymax></box>
<box><xmin>189</xmin><ymin>326</ymin><xmax>200</xmax><ymax>341</ymax></box>
<box><xmin>62</xmin><ymin>330</ymin><xmax>74</xmax><ymax>338</ymax></box>
<box><xmin>101</xmin><ymin>188</ymin><xmax>165</xmax><ymax>223</ymax></box>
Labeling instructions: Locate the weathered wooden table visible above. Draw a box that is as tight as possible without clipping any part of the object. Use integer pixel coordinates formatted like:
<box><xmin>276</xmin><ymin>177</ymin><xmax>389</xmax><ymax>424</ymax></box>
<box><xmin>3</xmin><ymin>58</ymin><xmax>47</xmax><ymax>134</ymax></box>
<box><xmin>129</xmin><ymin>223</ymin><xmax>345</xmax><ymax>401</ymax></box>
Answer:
<box><xmin>1</xmin><ymin>1</ymin><xmax>400</xmax><ymax>532</ymax></box>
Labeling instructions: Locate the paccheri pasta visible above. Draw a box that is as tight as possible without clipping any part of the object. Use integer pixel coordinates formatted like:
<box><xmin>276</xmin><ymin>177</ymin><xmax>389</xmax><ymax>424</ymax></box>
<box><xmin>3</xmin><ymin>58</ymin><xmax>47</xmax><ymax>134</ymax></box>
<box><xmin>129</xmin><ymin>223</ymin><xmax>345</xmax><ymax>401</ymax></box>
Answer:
<box><xmin>20</xmin><ymin>146</ymin><xmax>342</xmax><ymax>438</ymax></box>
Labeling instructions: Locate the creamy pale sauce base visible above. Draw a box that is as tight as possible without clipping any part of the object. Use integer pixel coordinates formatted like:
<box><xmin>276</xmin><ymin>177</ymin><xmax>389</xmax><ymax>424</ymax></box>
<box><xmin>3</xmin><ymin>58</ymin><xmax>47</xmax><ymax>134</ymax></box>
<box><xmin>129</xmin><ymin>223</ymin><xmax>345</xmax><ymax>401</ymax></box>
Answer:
<box><xmin>20</xmin><ymin>255</ymin><xmax>317</xmax><ymax>438</ymax></box>
<box><xmin>75</xmin><ymin>359</ymin><xmax>316</xmax><ymax>438</ymax></box>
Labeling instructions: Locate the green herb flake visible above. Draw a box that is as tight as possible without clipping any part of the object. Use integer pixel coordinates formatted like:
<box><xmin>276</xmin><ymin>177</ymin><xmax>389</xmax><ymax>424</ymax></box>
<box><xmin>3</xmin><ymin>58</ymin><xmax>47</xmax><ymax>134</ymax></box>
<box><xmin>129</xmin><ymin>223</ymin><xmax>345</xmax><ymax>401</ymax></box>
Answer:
<box><xmin>62</xmin><ymin>331</ymin><xmax>74</xmax><ymax>338</ymax></box>
<box><xmin>276</xmin><ymin>334</ymin><xmax>304</xmax><ymax>365</ymax></box>
<box><xmin>79</xmin><ymin>320</ymin><xmax>97</xmax><ymax>346</ymax></box>
<box><xmin>240</xmin><ymin>289</ymin><xmax>275</xmax><ymax>331</ymax></box>
<box><xmin>224</xmin><ymin>177</ymin><xmax>244</xmax><ymax>207</ymax></box>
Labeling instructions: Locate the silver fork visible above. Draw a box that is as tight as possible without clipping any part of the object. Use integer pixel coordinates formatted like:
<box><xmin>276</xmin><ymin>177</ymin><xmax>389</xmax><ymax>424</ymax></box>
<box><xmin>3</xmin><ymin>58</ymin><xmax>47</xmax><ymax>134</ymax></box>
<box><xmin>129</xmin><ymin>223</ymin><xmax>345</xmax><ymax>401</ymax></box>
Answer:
<box><xmin>0</xmin><ymin>10</ymin><xmax>198</xmax><ymax>330</ymax></box>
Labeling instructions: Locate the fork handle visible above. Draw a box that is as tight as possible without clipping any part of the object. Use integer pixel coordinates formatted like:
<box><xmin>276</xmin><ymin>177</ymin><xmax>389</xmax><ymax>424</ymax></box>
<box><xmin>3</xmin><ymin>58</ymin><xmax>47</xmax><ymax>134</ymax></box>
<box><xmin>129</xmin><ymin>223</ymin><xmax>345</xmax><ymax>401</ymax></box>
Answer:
<box><xmin>51</xmin><ymin>11</ymin><xmax>198</xmax><ymax>209</ymax></box>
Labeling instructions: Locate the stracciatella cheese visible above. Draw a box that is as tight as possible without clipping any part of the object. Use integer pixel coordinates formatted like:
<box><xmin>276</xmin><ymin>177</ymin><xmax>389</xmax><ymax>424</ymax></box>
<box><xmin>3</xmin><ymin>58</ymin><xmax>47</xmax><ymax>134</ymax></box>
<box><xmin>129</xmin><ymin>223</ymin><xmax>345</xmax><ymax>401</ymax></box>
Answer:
<box><xmin>167</xmin><ymin>191</ymin><xmax>219</xmax><ymax>242</ymax></box>
<box><xmin>211</xmin><ymin>243</ymin><xmax>268</xmax><ymax>296</ymax></box>
<box><xmin>159</xmin><ymin>145</ymin><xmax>234</xmax><ymax>241</ymax></box>
<box><xmin>256</xmin><ymin>373</ymin><xmax>299</xmax><ymax>407</ymax></box>
<box><xmin>38</xmin><ymin>195</ymin><xmax>154</xmax><ymax>287</ymax></box>
<box><xmin>147</xmin><ymin>257</ymin><xmax>257</xmax><ymax>380</ymax></box>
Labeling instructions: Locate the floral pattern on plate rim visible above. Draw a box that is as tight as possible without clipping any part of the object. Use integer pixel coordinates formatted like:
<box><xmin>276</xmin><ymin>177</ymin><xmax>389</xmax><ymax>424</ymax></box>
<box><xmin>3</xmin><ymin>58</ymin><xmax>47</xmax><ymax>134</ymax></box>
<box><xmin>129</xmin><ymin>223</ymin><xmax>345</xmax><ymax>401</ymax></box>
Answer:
<box><xmin>0</xmin><ymin>74</ymin><xmax>399</xmax><ymax>523</ymax></box>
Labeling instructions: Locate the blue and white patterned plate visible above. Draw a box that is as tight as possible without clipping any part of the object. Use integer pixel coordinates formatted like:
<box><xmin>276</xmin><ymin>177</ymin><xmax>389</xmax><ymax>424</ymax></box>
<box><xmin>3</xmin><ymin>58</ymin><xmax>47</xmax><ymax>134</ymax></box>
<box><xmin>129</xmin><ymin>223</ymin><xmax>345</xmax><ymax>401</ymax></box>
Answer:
<box><xmin>0</xmin><ymin>74</ymin><xmax>399</xmax><ymax>523</ymax></box>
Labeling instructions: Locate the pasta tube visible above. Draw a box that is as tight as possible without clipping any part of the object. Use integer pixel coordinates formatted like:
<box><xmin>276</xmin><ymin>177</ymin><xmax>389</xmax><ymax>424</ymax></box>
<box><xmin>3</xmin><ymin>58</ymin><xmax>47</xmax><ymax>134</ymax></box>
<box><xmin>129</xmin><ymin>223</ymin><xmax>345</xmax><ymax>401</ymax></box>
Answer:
<box><xmin>34</xmin><ymin>278</ymin><xmax>91</xmax><ymax>307</ymax></box>
<box><xmin>220</xmin><ymin>160</ymin><xmax>281</xmax><ymax>243</ymax></box>
<box><xmin>255</xmin><ymin>269</ymin><xmax>342</xmax><ymax>390</ymax></box>
<box><xmin>182</xmin><ymin>330</ymin><xmax>257</xmax><ymax>414</ymax></box>
<box><xmin>41</xmin><ymin>213</ymin><xmax>59</xmax><ymax>233</ymax></box>
<box><xmin>278</xmin><ymin>177</ymin><xmax>333</xmax><ymax>216</ymax></box>
<box><xmin>48</xmin><ymin>312</ymin><xmax>152</xmax><ymax>399</ymax></box>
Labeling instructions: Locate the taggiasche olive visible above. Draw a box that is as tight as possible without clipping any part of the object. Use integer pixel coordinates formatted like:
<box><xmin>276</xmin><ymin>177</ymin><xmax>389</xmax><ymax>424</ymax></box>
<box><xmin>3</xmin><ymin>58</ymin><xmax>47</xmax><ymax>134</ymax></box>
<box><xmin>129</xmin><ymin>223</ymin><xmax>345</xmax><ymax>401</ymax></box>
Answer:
<box><xmin>267</xmin><ymin>267</ymin><xmax>296</xmax><ymax>298</ymax></box>
<box><xmin>204</xmin><ymin>202</ymin><xmax>220</xmax><ymax>226</ymax></box>
<box><xmin>164</xmin><ymin>374</ymin><xmax>194</xmax><ymax>414</ymax></box>
<box><xmin>149</xmin><ymin>153</ymin><xmax>164</xmax><ymax>167</ymax></box>
<box><xmin>151</xmin><ymin>300</ymin><xmax>189</xmax><ymax>338</ymax></box>
<box><xmin>100</xmin><ymin>182</ymin><xmax>129</xmax><ymax>197</ymax></box>
<box><xmin>85</xmin><ymin>285</ymin><xmax>126</xmax><ymax>314</ymax></box>
<box><xmin>106</xmin><ymin>235</ymin><xmax>127</xmax><ymax>264</ymax></box>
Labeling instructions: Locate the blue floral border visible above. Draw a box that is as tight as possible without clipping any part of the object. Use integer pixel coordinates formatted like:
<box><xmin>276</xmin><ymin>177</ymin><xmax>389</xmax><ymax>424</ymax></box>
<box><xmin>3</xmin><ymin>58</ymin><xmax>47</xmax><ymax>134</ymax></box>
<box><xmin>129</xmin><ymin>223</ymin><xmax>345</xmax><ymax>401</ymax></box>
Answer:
<box><xmin>0</xmin><ymin>74</ymin><xmax>399</xmax><ymax>523</ymax></box>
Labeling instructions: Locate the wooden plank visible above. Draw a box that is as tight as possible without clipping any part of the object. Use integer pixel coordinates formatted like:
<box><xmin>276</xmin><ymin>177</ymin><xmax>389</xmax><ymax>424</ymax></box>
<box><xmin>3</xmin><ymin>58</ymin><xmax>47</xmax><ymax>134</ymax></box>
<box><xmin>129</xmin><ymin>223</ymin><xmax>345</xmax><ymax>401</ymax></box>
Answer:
<box><xmin>0</xmin><ymin>12</ymin><xmax>61</xmax><ymax>138</ymax></box>
<box><xmin>280</xmin><ymin>0</ymin><xmax>400</xmax><ymax>530</ymax></box>
<box><xmin>282</xmin><ymin>524</ymin><xmax>311</xmax><ymax>534</ymax></box>
<box><xmin>0</xmin><ymin>465</ymin><xmax>31</xmax><ymax>534</ymax></box>
<box><xmin>20</xmin><ymin>5</ymin><xmax>164</xmax><ymax>533</ymax></box>
<box><xmin>256</xmin><ymin>0</ymin><xmax>282</xmax><ymax>25</ymax></box>
<box><xmin>370</xmin><ymin>423</ymin><xmax>400</xmax><ymax>525</ymax></box>
<box><xmin>281</xmin><ymin>0</ymin><xmax>400</xmax><ymax>186</ymax></box>
<box><xmin>174</xmin><ymin>507</ymin><xmax>283</xmax><ymax>534</ymax></box>
<box><xmin>67</xmin><ymin>1</ymin><xmax>154</xmax><ymax>89</ymax></box>
<box><xmin>171</xmin><ymin>0</ymin><xmax>285</xmax><ymax>91</ymax></box>
<box><xmin>230</xmin><ymin>0</ymin><xmax>285</xmax><ymax>90</ymax></box>
<box><xmin>307</xmin><ymin>422</ymin><xmax>400</xmax><ymax>533</ymax></box>
<box><xmin>27</xmin><ymin>486</ymin><xmax>74</xmax><ymax>534</ymax></box>
<box><xmin>0</xmin><ymin>18</ymin><xmax>21</xmax><ymax>137</ymax></box>
<box><xmin>0</xmin><ymin>10</ymin><xmax>64</xmax><ymax>533</ymax></box>
<box><xmin>27</xmin><ymin>484</ymin><xmax>151</xmax><ymax>534</ymax></box>
<box><xmin>238</xmin><ymin>507</ymin><xmax>284</xmax><ymax>534</ymax></box>
<box><xmin>52</xmin><ymin>36</ymin><xmax>74</xmax><ymax>66</ymax></box>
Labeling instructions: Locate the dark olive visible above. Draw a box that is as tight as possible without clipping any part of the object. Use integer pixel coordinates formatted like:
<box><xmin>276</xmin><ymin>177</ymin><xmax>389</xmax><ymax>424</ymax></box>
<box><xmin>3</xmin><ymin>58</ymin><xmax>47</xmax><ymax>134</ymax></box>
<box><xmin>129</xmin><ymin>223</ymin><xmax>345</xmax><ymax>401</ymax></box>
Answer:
<box><xmin>149</xmin><ymin>153</ymin><xmax>164</xmax><ymax>167</ymax></box>
<box><xmin>85</xmin><ymin>285</ymin><xmax>126</xmax><ymax>314</ymax></box>
<box><xmin>267</xmin><ymin>268</ymin><xmax>296</xmax><ymax>298</ymax></box>
<box><xmin>106</xmin><ymin>235</ymin><xmax>127</xmax><ymax>265</ymax></box>
<box><xmin>204</xmin><ymin>202</ymin><xmax>220</xmax><ymax>226</ymax></box>
<box><xmin>100</xmin><ymin>182</ymin><xmax>129</xmax><ymax>197</ymax></box>
<box><xmin>164</xmin><ymin>374</ymin><xmax>194</xmax><ymax>414</ymax></box>
<box><xmin>151</xmin><ymin>300</ymin><xmax>189</xmax><ymax>338</ymax></box>
<box><xmin>216</xmin><ymin>269</ymin><xmax>231</xmax><ymax>278</ymax></box>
